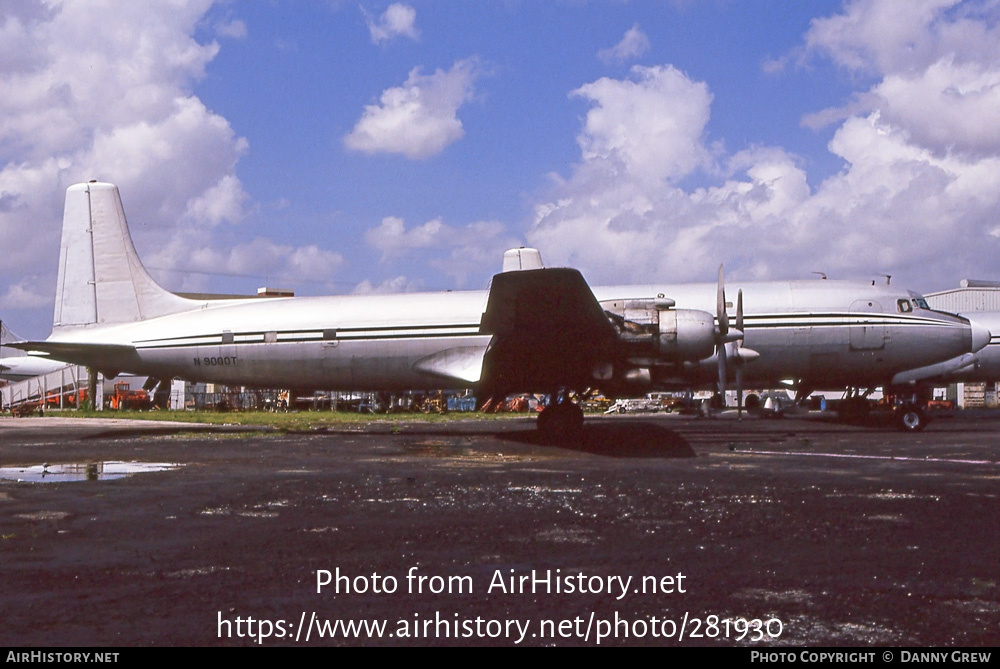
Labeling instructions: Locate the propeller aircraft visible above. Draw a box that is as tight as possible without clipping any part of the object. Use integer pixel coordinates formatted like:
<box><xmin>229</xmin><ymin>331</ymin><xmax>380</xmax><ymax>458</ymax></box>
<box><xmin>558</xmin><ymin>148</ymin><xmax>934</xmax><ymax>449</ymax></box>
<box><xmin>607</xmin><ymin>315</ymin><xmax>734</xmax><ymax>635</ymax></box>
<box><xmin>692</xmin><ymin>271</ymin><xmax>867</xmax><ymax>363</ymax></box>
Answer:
<box><xmin>10</xmin><ymin>182</ymin><xmax>990</xmax><ymax>434</ymax></box>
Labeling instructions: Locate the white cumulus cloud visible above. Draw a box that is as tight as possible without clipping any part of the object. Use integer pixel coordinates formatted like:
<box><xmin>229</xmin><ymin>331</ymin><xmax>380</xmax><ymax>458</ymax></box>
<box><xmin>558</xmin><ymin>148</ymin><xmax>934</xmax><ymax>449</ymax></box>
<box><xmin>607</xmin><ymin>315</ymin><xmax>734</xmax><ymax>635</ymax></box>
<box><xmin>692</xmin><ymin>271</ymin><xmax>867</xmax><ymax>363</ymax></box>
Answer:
<box><xmin>352</xmin><ymin>276</ymin><xmax>423</xmax><ymax>295</ymax></box>
<box><xmin>598</xmin><ymin>24</ymin><xmax>650</xmax><ymax>65</ymax></box>
<box><xmin>570</xmin><ymin>65</ymin><xmax>714</xmax><ymax>185</ymax></box>
<box><xmin>802</xmin><ymin>0</ymin><xmax>1000</xmax><ymax>159</ymax></box>
<box><xmin>143</xmin><ymin>234</ymin><xmax>346</xmax><ymax>295</ymax></box>
<box><xmin>344</xmin><ymin>58</ymin><xmax>482</xmax><ymax>160</ymax></box>
<box><xmin>365</xmin><ymin>3</ymin><xmax>420</xmax><ymax>44</ymax></box>
<box><xmin>365</xmin><ymin>215</ymin><xmax>519</xmax><ymax>287</ymax></box>
<box><xmin>0</xmin><ymin>1</ymin><xmax>347</xmax><ymax>336</ymax></box>
<box><xmin>527</xmin><ymin>2</ymin><xmax>1000</xmax><ymax>290</ymax></box>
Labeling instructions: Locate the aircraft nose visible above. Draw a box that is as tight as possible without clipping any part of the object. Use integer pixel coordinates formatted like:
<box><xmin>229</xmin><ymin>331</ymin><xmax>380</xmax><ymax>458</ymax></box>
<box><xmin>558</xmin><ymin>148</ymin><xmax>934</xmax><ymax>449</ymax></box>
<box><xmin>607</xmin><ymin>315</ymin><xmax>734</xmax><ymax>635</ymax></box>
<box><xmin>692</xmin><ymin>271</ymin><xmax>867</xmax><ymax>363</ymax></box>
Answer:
<box><xmin>969</xmin><ymin>318</ymin><xmax>992</xmax><ymax>353</ymax></box>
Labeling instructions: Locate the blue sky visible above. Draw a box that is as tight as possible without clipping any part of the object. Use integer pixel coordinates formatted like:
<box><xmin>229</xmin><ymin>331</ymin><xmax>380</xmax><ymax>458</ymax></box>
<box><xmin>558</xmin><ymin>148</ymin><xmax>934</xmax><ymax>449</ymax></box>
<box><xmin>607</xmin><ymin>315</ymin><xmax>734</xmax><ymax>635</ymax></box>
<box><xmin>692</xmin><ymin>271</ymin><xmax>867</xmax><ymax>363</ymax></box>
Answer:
<box><xmin>2</xmin><ymin>0</ymin><xmax>1000</xmax><ymax>339</ymax></box>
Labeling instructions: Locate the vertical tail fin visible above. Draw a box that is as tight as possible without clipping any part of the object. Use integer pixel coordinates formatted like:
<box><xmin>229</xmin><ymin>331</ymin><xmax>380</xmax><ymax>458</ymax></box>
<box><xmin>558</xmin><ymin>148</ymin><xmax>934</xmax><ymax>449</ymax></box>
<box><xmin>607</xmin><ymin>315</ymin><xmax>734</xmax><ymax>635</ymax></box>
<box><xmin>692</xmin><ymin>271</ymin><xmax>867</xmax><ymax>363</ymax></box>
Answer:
<box><xmin>53</xmin><ymin>182</ymin><xmax>196</xmax><ymax>330</ymax></box>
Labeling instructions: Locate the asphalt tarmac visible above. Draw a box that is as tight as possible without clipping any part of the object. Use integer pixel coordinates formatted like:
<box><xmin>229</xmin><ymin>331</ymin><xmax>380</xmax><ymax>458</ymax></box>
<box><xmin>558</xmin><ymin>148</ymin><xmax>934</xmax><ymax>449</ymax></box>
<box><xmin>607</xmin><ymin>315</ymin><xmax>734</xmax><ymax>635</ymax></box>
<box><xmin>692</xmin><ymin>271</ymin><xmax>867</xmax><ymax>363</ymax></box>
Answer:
<box><xmin>1</xmin><ymin>411</ymin><xmax>998</xmax><ymax>647</ymax></box>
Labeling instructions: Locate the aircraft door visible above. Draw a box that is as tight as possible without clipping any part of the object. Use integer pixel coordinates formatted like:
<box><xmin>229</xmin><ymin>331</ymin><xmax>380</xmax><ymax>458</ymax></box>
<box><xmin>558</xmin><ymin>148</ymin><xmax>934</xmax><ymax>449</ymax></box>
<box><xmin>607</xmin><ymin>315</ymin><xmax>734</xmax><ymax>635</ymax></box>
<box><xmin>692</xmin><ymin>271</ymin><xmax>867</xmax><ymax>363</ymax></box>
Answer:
<box><xmin>849</xmin><ymin>299</ymin><xmax>886</xmax><ymax>350</ymax></box>
<box><xmin>218</xmin><ymin>330</ymin><xmax>239</xmax><ymax>373</ymax></box>
<box><xmin>321</xmin><ymin>329</ymin><xmax>354</xmax><ymax>387</ymax></box>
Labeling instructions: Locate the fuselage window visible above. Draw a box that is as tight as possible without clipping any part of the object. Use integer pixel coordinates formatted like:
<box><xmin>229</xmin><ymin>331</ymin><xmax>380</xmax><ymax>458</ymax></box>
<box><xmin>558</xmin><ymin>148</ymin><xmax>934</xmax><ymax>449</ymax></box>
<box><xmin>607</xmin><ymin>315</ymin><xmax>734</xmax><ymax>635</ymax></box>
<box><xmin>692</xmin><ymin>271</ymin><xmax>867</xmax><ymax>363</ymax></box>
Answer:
<box><xmin>897</xmin><ymin>299</ymin><xmax>913</xmax><ymax>313</ymax></box>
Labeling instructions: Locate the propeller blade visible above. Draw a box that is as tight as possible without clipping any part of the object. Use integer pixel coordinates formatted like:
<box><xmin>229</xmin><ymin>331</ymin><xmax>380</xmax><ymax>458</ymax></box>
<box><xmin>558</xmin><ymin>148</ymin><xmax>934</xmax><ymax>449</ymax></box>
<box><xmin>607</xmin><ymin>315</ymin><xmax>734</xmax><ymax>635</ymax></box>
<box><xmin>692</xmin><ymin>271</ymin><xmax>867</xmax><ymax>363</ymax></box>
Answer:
<box><xmin>717</xmin><ymin>342</ymin><xmax>727</xmax><ymax>404</ymax></box>
<box><xmin>736</xmin><ymin>365</ymin><xmax>743</xmax><ymax>421</ymax></box>
<box><xmin>717</xmin><ymin>265</ymin><xmax>729</xmax><ymax>337</ymax></box>
<box><xmin>736</xmin><ymin>289</ymin><xmax>743</xmax><ymax>338</ymax></box>
<box><xmin>720</xmin><ymin>328</ymin><xmax>744</xmax><ymax>343</ymax></box>
<box><xmin>715</xmin><ymin>265</ymin><xmax>730</xmax><ymax>410</ymax></box>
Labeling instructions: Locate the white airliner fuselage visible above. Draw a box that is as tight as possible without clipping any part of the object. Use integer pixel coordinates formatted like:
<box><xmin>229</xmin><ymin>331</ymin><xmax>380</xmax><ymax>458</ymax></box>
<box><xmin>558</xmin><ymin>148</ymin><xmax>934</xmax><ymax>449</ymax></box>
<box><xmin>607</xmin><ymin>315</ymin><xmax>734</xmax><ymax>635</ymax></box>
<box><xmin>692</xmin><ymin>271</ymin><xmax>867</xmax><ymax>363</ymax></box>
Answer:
<box><xmin>41</xmin><ymin>280</ymin><xmax>980</xmax><ymax>393</ymax></box>
<box><xmin>13</xmin><ymin>182</ymin><xmax>991</xmax><ymax>433</ymax></box>
<box><xmin>0</xmin><ymin>354</ymin><xmax>70</xmax><ymax>382</ymax></box>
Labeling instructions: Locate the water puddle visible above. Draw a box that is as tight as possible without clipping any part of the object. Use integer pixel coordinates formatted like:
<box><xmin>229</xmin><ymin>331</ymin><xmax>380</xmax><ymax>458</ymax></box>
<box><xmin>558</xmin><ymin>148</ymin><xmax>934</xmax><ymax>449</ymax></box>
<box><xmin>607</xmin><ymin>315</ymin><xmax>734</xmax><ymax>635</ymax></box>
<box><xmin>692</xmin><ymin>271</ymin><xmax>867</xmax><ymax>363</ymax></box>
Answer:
<box><xmin>0</xmin><ymin>461</ymin><xmax>183</xmax><ymax>483</ymax></box>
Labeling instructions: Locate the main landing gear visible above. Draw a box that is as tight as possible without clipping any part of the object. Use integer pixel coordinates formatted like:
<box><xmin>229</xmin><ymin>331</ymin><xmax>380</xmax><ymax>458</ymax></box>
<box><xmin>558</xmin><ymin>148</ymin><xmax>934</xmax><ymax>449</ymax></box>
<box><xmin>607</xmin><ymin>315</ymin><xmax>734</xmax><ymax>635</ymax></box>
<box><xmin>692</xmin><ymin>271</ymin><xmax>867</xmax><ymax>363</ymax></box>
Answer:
<box><xmin>537</xmin><ymin>391</ymin><xmax>584</xmax><ymax>437</ymax></box>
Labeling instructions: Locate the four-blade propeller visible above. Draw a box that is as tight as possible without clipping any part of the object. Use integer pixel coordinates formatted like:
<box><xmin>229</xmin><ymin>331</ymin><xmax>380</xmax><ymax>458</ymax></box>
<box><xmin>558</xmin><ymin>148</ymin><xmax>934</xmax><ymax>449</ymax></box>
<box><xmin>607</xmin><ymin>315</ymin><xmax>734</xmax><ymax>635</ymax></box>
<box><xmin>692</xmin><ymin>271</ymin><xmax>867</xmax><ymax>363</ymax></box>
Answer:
<box><xmin>715</xmin><ymin>266</ymin><xmax>759</xmax><ymax>418</ymax></box>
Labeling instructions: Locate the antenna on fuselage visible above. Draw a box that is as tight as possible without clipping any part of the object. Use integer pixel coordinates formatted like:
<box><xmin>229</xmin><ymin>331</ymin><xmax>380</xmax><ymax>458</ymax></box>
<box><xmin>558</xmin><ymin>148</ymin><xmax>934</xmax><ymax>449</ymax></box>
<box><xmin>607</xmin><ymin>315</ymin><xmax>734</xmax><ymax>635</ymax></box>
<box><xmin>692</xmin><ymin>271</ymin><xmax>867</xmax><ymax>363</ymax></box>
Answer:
<box><xmin>811</xmin><ymin>272</ymin><xmax>827</xmax><ymax>280</ymax></box>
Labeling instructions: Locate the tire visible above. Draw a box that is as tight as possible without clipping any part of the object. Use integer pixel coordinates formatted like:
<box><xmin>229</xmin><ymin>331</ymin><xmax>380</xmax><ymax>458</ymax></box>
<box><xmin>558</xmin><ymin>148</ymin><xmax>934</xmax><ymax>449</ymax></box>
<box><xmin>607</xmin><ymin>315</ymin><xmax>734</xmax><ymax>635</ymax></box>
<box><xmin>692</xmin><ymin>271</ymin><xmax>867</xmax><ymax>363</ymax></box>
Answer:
<box><xmin>897</xmin><ymin>407</ymin><xmax>928</xmax><ymax>432</ymax></box>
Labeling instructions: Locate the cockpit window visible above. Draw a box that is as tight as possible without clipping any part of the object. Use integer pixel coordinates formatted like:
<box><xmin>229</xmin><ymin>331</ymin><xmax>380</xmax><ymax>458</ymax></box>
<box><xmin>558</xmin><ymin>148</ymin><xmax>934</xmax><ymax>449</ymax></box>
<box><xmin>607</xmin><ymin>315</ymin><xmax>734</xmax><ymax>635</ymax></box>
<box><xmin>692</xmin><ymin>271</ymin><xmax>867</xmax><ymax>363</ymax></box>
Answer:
<box><xmin>897</xmin><ymin>299</ymin><xmax>913</xmax><ymax>313</ymax></box>
<box><xmin>913</xmin><ymin>297</ymin><xmax>930</xmax><ymax>310</ymax></box>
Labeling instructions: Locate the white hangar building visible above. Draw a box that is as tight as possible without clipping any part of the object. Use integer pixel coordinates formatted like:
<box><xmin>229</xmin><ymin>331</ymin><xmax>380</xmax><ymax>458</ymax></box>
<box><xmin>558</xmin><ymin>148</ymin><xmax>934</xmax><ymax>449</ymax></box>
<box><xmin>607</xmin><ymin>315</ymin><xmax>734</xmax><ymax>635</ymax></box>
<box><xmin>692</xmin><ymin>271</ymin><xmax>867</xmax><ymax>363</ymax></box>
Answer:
<box><xmin>924</xmin><ymin>280</ymin><xmax>1000</xmax><ymax>409</ymax></box>
<box><xmin>924</xmin><ymin>279</ymin><xmax>1000</xmax><ymax>314</ymax></box>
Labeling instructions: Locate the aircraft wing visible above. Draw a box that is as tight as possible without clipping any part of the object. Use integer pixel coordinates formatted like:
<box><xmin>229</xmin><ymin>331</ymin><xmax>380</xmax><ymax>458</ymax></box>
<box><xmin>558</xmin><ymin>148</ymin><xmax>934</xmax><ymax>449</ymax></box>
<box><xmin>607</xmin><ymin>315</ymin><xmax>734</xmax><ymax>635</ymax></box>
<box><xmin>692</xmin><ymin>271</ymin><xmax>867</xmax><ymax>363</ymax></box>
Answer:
<box><xmin>478</xmin><ymin>267</ymin><xmax>618</xmax><ymax>397</ymax></box>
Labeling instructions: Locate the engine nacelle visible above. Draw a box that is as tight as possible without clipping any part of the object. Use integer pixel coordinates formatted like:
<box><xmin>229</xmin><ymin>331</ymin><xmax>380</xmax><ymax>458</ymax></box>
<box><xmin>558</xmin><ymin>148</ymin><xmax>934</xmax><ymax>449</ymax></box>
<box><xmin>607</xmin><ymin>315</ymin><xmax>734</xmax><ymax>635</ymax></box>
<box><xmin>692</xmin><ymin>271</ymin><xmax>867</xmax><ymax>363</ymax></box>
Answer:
<box><xmin>658</xmin><ymin>309</ymin><xmax>716</xmax><ymax>362</ymax></box>
<box><xmin>601</xmin><ymin>298</ymin><xmax>718</xmax><ymax>364</ymax></box>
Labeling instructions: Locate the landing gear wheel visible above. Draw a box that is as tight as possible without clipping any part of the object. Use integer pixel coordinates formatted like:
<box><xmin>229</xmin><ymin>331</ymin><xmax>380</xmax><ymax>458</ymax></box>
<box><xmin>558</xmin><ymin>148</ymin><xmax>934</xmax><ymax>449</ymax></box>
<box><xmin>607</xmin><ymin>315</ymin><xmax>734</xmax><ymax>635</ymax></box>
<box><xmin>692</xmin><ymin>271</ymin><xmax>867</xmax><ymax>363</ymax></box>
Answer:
<box><xmin>896</xmin><ymin>406</ymin><xmax>928</xmax><ymax>432</ymax></box>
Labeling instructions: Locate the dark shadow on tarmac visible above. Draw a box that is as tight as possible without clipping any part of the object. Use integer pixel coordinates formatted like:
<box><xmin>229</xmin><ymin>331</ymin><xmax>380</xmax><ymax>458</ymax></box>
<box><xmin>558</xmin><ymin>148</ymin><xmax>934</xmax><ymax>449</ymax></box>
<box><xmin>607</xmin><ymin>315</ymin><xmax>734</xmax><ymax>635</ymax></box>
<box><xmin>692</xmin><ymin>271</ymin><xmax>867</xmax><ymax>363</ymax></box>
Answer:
<box><xmin>81</xmin><ymin>425</ymin><xmax>272</xmax><ymax>440</ymax></box>
<box><xmin>498</xmin><ymin>421</ymin><xmax>696</xmax><ymax>458</ymax></box>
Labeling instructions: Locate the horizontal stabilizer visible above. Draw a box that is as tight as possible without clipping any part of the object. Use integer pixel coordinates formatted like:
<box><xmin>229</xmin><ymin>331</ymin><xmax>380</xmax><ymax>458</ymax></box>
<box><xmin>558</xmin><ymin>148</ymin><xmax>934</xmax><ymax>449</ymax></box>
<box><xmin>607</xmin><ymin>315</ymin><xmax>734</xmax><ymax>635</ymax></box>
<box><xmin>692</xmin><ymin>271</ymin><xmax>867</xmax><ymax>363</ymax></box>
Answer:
<box><xmin>7</xmin><ymin>340</ymin><xmax>141</xmax><ymax>373</ymax></box>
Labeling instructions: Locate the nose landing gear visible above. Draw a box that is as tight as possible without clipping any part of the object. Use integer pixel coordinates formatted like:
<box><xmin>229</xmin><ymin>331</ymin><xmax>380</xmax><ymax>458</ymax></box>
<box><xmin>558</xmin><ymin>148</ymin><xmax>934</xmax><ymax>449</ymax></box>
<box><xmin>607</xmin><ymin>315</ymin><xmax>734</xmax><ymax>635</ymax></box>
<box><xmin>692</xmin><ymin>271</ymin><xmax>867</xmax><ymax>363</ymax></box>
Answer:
<box><xmin>896</xmin><ymin>404</ymin><xmax>928</xmax><ymax>432</ymax></box>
